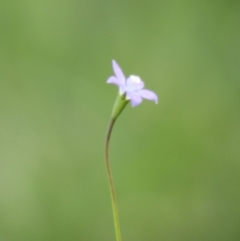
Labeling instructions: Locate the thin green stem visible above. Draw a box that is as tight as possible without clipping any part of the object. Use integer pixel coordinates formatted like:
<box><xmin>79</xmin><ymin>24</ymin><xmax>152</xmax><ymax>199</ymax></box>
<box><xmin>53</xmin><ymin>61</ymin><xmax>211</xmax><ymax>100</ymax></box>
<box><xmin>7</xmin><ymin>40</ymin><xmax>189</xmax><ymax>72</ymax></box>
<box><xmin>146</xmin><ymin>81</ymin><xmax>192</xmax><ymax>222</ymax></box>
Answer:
<box><xmin>105</xmin><ymin>118</ymin><xmax>122</xmax><ymax>241</ymax></box>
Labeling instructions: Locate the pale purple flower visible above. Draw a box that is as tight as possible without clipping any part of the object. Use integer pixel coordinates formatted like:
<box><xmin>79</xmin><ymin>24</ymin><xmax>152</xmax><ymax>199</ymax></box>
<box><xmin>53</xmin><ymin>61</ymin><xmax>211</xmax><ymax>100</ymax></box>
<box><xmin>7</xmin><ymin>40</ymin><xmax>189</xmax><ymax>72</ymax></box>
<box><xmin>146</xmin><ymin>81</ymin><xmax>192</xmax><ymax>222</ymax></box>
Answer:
<box><xmin>107</xmin><ymin>60</ymin><xmax>158</xmax><ymax>107</ymax></box>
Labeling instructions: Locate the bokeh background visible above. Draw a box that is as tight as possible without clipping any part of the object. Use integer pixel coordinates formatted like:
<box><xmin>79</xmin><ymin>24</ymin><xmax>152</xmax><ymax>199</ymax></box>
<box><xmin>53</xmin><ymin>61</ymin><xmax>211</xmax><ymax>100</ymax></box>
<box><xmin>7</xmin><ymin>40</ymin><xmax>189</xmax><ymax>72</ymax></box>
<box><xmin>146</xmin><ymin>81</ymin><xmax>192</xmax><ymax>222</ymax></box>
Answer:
<box><xmin>1</xmin><ymin>0</ymin><xmax>240</xmax><ymax>240</ymax></box>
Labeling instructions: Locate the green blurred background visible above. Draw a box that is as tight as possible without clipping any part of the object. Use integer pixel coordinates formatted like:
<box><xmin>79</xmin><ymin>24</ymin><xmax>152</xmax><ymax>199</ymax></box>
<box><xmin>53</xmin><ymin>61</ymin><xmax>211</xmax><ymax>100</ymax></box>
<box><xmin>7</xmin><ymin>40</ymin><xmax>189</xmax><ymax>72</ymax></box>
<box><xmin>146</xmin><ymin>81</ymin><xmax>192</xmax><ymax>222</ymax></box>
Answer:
<box><xmin>1</xmin><ymin>0</ymin><xmax>240</xmax><ymax>240</ymax></box>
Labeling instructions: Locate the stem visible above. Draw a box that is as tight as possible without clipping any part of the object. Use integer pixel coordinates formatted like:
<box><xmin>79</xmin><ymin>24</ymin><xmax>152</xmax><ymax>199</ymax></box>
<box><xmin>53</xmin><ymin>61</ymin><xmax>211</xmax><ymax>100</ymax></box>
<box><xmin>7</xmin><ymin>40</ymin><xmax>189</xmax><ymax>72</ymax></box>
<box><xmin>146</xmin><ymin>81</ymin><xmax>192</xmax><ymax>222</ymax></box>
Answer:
<box><xmin>105</xmin><ymin>118</ymin><xmax>122</xmax><ymax>241</ymax></box>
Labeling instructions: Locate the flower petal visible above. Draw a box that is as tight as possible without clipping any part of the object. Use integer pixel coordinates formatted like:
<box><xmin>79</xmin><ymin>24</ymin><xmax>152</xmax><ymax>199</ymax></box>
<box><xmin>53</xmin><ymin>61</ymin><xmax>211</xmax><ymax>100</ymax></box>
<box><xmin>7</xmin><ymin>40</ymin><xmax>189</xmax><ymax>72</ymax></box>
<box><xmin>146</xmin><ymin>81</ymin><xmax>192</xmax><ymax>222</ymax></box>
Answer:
<box><xmin>126</xmin><ymin>91</ymin><xmax>143</xmax><ymax>107</ymax></box>
<box><xmin>137</xmin><ymin>89</ymin><xmax>158</xmax><ymax>104</ymax></box>
<box><xmin>107</xmin><ymin>76</ymin><xmax>122</xmax><ymax>86</ymax></box>
<box><xmin>112</xmin><ymin>60</ymin><xmax>126</xmax><ymax>85</ymax></box>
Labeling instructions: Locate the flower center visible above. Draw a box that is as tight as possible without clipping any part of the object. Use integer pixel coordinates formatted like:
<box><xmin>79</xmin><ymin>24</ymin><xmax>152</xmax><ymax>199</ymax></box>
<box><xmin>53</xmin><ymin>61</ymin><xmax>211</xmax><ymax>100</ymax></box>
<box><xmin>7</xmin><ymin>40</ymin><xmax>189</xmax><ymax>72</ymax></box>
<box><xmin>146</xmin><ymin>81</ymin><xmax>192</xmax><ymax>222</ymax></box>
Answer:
<box><xmin>129</xmin><ymin>75</ymin><xmax>141</xmax><ymax>86</ymax></box>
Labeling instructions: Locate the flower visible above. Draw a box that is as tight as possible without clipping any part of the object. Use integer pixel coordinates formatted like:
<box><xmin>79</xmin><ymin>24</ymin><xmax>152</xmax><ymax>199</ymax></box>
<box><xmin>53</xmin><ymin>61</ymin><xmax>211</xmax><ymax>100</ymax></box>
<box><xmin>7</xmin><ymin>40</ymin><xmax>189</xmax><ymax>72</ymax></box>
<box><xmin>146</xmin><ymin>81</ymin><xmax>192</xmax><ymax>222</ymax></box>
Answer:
<box><xmin>107</xmin><ymin>60</ymin><xmax>158</xmax><ymax>107</ymax></box>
